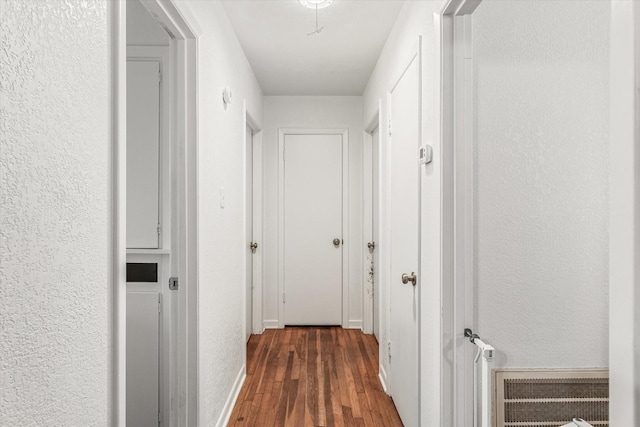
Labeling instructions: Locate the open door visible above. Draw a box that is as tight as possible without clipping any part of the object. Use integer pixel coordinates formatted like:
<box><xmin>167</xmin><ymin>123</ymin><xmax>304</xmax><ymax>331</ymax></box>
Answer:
<box><xmin>388</xmin><ymin>40</ymin><xmax>421</xmax><ymax>426</ymax></box>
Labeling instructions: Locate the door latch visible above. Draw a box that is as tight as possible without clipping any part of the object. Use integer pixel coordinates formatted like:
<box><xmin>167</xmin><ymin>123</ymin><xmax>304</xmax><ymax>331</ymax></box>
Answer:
<box><xmin>250</xmin><ymin>242</ymin><xmax>258</xmax><ymax>252</ymax></box>
<box><xmin>367</xmin><ymin>241</ymin><xmax>376</xmax><ymax>250</ymax></box>
<box><xmin>168</xmin><ymin>277</ymin><xmax>179</xmax><ymax>290</ymax></box>
<box><xmin>401</xmin><ymin>272</ymin><xmax>417</xmax><ymax>286</ymax></box>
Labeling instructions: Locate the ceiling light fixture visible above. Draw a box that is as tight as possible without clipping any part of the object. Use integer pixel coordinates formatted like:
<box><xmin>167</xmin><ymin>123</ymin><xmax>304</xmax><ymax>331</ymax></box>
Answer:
<box><xmin>299</xmin><ymin>0</ymin><xmax>333</xmax><ymax>10</ymax></box>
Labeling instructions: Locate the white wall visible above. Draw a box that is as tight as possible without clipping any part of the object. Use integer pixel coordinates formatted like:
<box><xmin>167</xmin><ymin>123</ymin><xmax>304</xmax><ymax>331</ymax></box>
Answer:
<box><xmin>262</xmin><ymin>96</ymin><xmax>364</xmax><ymax>328</ymax></box>
<box><xmin>473</xmin><ymin>1</ymin><xmax>610</xmax><ymax>368</ymax></box>
<box><xmin>127</xmin><ymin>0</ymin><xmax>170</xmax><ymax>46</ymax></box>
<box><xmin>170</xmin><ymin>2</ymin><xmax>263</xmax><ymax>425</ymax></box>
<box><xmin>362</xmin><ymin>1</ymin><xmax>446</xmax><ymax>424</ymax></box>
<box><xmin>0</xmin><ymin>0</ymin><xmax>112</xmax><ymax>425</ymax></box>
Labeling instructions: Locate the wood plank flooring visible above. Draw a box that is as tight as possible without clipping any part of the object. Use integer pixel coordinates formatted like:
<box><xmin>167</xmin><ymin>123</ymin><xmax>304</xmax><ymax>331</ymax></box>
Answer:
<box><xmin>228</xmin><ymin>327</ymin><xmax>404</xmax><ymax>427</ymax></box>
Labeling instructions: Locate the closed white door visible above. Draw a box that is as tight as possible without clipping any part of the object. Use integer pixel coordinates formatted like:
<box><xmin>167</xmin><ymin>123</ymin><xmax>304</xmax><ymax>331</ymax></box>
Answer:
<box><xmin>246</xmin><ymin>127</ymin><xmax>253</xmax><ymax>342</ymax></box>
<box><xmin>389</xmin><ymin>52</ymin><xmax>420</xmax><ymax>426</ymax></box>
<box><xmin>372</xmin><ymin>126</ymin><xmax>380</xmax><ymax>340</ymax></box>
<box><xmin>127</xmin><ymin>292</ymin><xmax>160</xmax><ymax>427</ymax></box>
<box><xmin>283</xmin><ymin>134</ymin><xmax>343</xmax><ymax>325</ymax></box>
<box><xmin>127</xmin><ymin>60</ymin><xmax>160</xmax><ymax>249</ymax></box>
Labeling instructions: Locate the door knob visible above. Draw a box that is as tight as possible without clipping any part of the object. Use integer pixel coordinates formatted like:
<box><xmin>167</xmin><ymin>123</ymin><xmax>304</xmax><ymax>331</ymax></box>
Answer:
<box><xmin>367</xmin><ymin>242</ymin><xmax>376</xmax><ymax>250</ymax></box>
<box><xmin>401</xmin><ymin>272</ymin><xmax>416</xmax><ymax>286</ymax></box>
<box><xmin>333</xmin><ymin>238</ymin><xmax>341</xmax><ymax>246</ymax></box>
<box><xmin>250</xmin><ymin>242</ymin><xmax>258</xmax><ymax>252</ymax></box>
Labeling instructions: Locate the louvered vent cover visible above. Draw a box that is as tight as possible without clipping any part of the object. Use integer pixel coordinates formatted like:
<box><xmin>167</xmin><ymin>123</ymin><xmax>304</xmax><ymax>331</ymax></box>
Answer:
<box><xmin>493</xmin><ymin>369</ymin><xmax>609</xmax><ymax>427</ymax></box>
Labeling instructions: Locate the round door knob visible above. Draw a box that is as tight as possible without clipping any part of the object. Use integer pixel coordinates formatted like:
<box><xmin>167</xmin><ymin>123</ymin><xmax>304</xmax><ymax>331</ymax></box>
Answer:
<box><xmin>367</xmin><ymin>242</ymin><xmax>376</xmax><ymax>250</ymax></box>
<box><xmin>401</xmin><ymin>272</ymin><xmax>417</xmax><ymax>286</ymax></box>
<box><xmin>250</xmin><ymin>242</ymin><xmax>258</xmax><ymax>251</ymax></box>
<box><xmin>333</xmin><ymin>238</ymin><xmax>341</xmax><ymax>246</ymax></box>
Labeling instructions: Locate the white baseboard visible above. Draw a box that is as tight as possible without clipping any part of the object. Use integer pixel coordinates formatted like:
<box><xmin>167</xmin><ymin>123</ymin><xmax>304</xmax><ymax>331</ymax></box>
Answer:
<box><xmin>215</xmin><ymin>365</ymin><xmax>246</xmax><ymax>427</ymax></box>
<box><xmin>378</xmin><ymin>363</ymin><xmax>390</xmax><ymax>395</ymax></box>
<box><xmin>263</xmin><ymin>320</ymin><xmax>279</xmax><ymax>329</ymax></box>
<box><xmin>347</xmin><ymin>320</ymin><xmax>362</xmax><ymax>330</ymax></box>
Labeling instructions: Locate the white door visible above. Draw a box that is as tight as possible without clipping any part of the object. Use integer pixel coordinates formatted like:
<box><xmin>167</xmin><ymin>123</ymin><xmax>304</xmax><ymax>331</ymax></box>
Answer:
<box><xmin>127</xmin><ymin>292</ymin><xmax>160</xmax><ymax>427</ymax></box>
<box><xmin>127</xmin><ymin>60</ymin><xmax>160</xmax><ymax>249</ymax></box>
<box><xmin>246</xmin><ymin>127</ymin><xmax>253</xmax><ymax>342</ymax></box>
<box><xmin>372</xmin><ymin>126</ymin><xmax>380</xmax><ymax>340</ymax></box>
<box><xmin>389</xmin><ymin>52</ymin><xmax>420</xmax><ymax>426</ymax></box>
<box><xmin>283</xmin><ymin>134</ymin><xmax>343</xmax><ymax>325</ymax></box>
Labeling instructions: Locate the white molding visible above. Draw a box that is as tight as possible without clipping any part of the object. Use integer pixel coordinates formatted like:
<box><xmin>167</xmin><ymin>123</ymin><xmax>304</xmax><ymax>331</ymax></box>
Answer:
<box><xmin>347</xmin><ymin>320</ymin><xmax>363</xmax><ymax>330</ymax></box>
<box><xmin>378</xmin><ymin>363</ymin><xmax>390</xmax><ymax>395</ymax></box>
<box><xmin>277</xmin><ymin>128</ymin><xmax>350</xmax><ymax>328</ymax></box>
<box><xmin>609</xmin><ymin>2</ymin><xmax>639</xmax><ymax>425</ymax></box>
<box><xmin>263</xmin><ymin>320</ymin><xmax>280</xmax><ymax>329</ymax></box>
<box><xmin>215</xmin><ymin>366</ymin><xmax>246</xmax><ymax>427</ymax></box>
<box><xmin>111</xmin><ymin>1</ymin><xmax>127</xmax><ymax>424</ymax></box>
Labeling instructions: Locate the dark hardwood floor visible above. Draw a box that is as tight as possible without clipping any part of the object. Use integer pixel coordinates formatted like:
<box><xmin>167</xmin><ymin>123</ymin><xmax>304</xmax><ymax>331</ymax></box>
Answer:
<box><xmin>228</xmin><ymin>327</ymin><xmax>404</xmax><ymax>427</ymax></box>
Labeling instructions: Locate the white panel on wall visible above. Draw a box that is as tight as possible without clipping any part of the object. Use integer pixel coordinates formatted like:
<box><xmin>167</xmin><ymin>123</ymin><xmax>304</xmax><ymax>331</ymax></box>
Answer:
<box><xmin>0</xmin><ymin>0</ymin><xmax>111</xmax><ymax>424</ymax></box>
<box><xmin>473</xmin><ymin>1</ymin><xmax>609</xmax><ymax>369</ymax></box>
<box><xmin>127</xmin><ymin>60</ymin><xmax>161</xmax><ymax>249</ymax></box>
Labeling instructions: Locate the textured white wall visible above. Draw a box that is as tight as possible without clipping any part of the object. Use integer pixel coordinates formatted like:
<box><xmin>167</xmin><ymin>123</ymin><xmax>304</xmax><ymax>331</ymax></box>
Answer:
<box><xmin>362</xmin><ymin>2</ymin><xmax>446</xmax><ymax>424</ymax></box>
<box><xmin>0</xmin><ymin>0</ymin><xmax>112</xmax><ymax>425</ymax></box>
<box><xmin>473</xmin><ymin>1</ymin><xmax>610</xmax><ymax>368</ymax></box>
<box><xmin>262</xmin><ymin>96</ymin><xmax>364</xmax><ymax>328</ymax></box>
<box><xmin>171</xmin><ymin>1</ymin><xmax>263</xmax><ymax>425</ymax></box>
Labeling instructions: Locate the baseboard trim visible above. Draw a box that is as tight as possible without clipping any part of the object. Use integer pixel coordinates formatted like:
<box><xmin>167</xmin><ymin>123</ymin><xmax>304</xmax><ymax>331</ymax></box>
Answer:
<box><xmin>215</xmin><ymin>365</ymin><xmax>246</xmax><ymax>427</ymax></box>
<box><xmin>378</xmin><ymin>363</ymin><xmax>390</xmax><ymax>395</ymax></box>
<box><xmin>347</xmin><ymin>320</ymin><xmax>362</xmax><ymax>330</ymax></box>
<box><xmin>263</xmin><ymin>320</ymin><xmax>279</xmax><ymax>329</ymax></box>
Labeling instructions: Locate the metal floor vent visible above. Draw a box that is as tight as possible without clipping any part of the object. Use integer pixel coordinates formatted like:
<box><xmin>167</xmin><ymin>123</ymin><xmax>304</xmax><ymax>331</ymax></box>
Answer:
<box><xmin>493</xmin><ymin>369</ymin><xmax>609</xmax><ymax>427</ymax></box>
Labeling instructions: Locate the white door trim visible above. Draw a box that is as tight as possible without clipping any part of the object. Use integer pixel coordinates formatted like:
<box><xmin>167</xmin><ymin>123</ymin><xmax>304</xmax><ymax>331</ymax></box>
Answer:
<box><xmin>609</xmin><ymin>2</ymin><xmax>639</xmax><ymax>425</ymax></box>
<box><xmin>113</xmin><ymin>0</ymin><xmax>200</xmax><ymax>424</ymax></box>
<box><xmin>242</xmin><ymin>105</ymin><xmax>263</xmax><ymax>339</ymax></box>
<box><xmin>439</xmin><ymin>0</ymin><xmax>483</xmax><ymax>425</ymax></box>
<box><xmin>111</xmin><ymin>2</ymin><xmax>127</xmax><ymax>423</ymax></box>
<box><xmin>278</xmin><ymin>128</ymin><xmax>350</xmax><ymax>328</ymax></box>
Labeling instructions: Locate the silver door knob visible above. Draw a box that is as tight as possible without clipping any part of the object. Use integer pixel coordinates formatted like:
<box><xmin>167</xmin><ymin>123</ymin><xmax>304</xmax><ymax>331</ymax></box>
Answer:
<box><xmin>333</xmin><ymin>238</ymin><xmax>341</xmax><ymax>246</ymax></box>
<box><xmin>401</xmin><ymin>272</ymin><xmax>416</xmax><ymax>286</ymax></box>
<box><xmin>250</xmin><ymin>242</ymin><xmax>258</xmax><ymax>251</ymax></box>
<box><xmin>367</xmin><ymin>242</ymin><xmax>376</xmax><ymax>250</ymax></box>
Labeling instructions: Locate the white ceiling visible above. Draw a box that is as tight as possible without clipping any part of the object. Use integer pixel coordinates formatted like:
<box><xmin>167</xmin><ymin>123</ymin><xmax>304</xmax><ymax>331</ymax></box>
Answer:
<box><xmin>221</xmin><ymin>0</ymin><xmax>405</xmax><ymax>96</ymax></box>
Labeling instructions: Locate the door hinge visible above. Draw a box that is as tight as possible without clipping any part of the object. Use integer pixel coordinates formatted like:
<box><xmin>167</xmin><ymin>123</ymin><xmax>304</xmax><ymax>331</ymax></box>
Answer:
<box><xmin>158</xmin><ymin>410</ymin><xmax>162</xmax><ymax>423</ymax></box>
<box><xmin>283</xmin><ymin>293</ymin><xmax>286</xmax><ymax>304</ymax></box>
<box><xmin>158</xmin><ymin>70</ymin><xmax>162</xmax><ymax>83</ymax></box>
<box><xmin>388</xmin><ymin>117</ymin><xmax>392</xmax><ymax>137</ymax></box>
<box><xmin>387</xmin><ymin>341</ymin><xmax>392</xmax><ymax>363</ymax></box>
<box><xmin>283</xmin><ymin>146</ymin><xmax>286</xmax><ymax>162</ymax></box>
<box><xmin>157</xmin><ymin>223</ymin><xmax>161</xmax><ymax>236</ymax></box>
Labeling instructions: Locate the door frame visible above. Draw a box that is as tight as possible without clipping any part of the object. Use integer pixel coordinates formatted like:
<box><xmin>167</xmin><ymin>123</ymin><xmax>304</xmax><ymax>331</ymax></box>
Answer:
<box><xmin>243</xmin><ymin>104</ymin><xmax>263</xmax><ymax>340</ymax></box>
<box><xmin>609</xmin><ymin>2</ymin><xmax>640</xmax><ymax>425</ymax></box>
<box><xmin>437</xmin><ymin>0</ymin><xmax>484</xmax><ymax>425</ymax></box>
<box><xmin>112</xmin><ymin>0</ymin><xmax>200</xmax><ymax>424</ymax></box>
<box><xmin>362</xmin><ymin>104</ymin><xmax>383</xmax><ymax>336</ymax></box>
<box><xmin>277</xmin><ymin>128</ymin><xmax>350</xmax><ymax>328</ymax></box>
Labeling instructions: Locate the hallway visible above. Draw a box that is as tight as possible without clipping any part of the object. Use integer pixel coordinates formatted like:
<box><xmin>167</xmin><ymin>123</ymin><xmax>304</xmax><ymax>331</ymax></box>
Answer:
<box><xmin>228</xmin><ymin>328</ymin><xmax>403</xmax><ymax>427</ymax></box>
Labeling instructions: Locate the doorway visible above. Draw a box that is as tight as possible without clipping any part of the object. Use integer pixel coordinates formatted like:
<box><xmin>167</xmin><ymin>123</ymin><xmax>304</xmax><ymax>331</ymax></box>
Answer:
<box><xmin>278</xmin><ymin>129</ymin><xmax>350</xmax><ymax>327</ymax></box>
<box><xmin>115</xmin><ymin>0</ymin><xmax>199</xmax><ymax>424</ymax></box>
